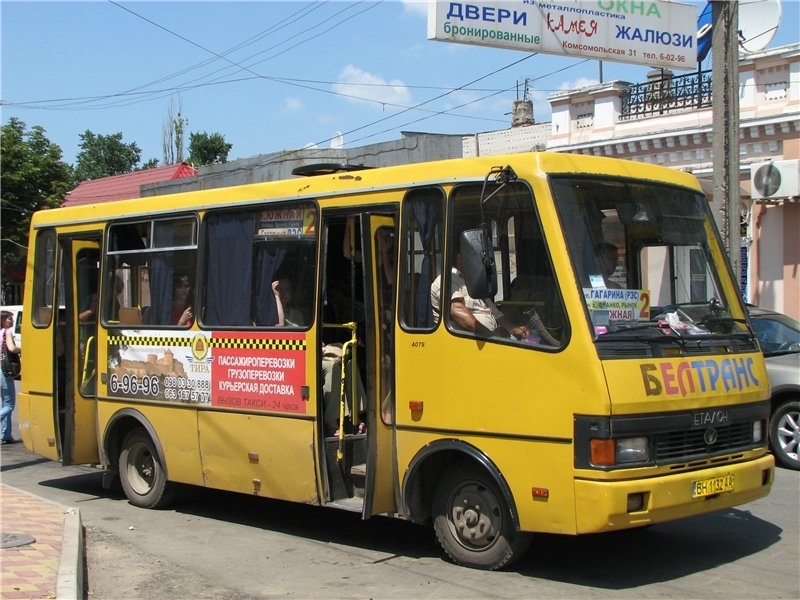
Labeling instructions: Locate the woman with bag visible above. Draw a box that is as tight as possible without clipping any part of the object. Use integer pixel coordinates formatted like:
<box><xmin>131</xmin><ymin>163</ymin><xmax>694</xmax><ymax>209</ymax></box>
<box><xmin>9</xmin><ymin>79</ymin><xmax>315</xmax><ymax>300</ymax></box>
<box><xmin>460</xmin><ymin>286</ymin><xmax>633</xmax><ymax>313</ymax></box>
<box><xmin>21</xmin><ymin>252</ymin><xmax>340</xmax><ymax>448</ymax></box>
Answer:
<box><xmin>1</xmin><ymin>310</ymin><xmax>21</xmax><ymax>444</ymax></box>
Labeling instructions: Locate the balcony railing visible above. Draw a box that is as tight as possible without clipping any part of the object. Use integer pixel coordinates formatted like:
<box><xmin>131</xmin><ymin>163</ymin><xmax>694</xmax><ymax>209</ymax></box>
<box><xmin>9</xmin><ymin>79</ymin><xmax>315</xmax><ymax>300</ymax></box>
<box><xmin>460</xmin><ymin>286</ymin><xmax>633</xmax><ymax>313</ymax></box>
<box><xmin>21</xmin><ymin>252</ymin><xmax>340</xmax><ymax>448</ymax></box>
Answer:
<box><xmin>620</xmin><ymin>69</ymin><xmax>713</xmax><ymax>120</ymax></box>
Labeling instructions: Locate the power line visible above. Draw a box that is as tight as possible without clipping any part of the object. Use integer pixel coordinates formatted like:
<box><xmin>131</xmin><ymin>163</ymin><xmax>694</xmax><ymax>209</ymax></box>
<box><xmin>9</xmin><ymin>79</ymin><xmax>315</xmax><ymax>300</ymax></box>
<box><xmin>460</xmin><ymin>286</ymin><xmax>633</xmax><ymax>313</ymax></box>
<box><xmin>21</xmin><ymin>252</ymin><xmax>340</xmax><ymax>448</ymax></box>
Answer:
<box><xmin>1</xmin><ymin>2</ymin><xmax>594</xmax><ymax>156</ymax></box>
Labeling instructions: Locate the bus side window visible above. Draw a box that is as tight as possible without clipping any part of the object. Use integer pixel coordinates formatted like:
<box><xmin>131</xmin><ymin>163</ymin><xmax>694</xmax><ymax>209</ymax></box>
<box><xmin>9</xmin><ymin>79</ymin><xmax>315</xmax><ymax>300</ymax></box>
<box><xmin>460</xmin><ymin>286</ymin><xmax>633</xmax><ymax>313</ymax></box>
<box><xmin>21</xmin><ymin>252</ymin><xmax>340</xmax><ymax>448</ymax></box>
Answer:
<box><xmin>31</xmin><ymin>229</ymin><xmax>57</xmax><ymax>328</ymax></box>
<box><xmin>204</xmin><ymin>203</ymin><xmax>316</xmax><ymax>328</ymax></box>
<box><xmin>106</xmin><ymin>218</ymin><xmax>198</xmax><ymax>327</ymax></box>
<box><xmin>400</xmin><ymin>188</ymin><xmax>444</xmax><ymax>330</ymax></box>
<box><xmin>446</xmin><ymin>182</ymin><xmax>567</xmax><ymax>347</ymax></box>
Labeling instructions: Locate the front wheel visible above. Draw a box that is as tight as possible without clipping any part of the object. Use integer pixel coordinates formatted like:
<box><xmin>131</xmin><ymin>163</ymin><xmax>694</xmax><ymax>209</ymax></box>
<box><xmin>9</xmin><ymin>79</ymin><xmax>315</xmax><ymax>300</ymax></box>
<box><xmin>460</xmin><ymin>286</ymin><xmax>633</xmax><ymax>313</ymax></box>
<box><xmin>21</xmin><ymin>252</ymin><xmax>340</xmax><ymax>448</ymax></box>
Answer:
<box><xmin>432</xmin><ymin>462</ymin><xmax>532</xmax><ymax>570</ymax></box>
<box><xmin>770</xmin><ymin>400</ymin><xmax>800</xmax><ymax>470</ymax></box>
<box><xmin>119</xmin><ymin>428</ymin><xmax>175</xmax><ymax>508</ymax></box>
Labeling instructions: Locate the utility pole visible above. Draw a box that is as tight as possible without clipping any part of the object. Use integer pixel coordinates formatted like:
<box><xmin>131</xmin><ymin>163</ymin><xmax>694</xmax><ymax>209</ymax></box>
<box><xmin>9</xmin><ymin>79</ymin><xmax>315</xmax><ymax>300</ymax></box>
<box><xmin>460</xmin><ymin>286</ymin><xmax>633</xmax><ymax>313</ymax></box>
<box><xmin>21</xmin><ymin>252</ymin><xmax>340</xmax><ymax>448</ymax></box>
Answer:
<box><xmin>711</xmin><ymin>1</ymin><xmax>741</xmax><ymax>295</ymax></box>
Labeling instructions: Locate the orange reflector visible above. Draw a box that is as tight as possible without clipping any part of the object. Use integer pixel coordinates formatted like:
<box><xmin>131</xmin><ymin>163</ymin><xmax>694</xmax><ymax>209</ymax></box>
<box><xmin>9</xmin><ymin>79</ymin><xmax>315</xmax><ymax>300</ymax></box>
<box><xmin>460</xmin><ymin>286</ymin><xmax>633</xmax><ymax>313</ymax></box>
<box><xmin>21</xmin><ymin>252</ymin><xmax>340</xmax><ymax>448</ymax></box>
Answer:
<box><xmin>409</xmin><ymin>400</ymin><xmax>424</xmax><ymax>411</ymax></box>
<box><xmin>531</xmin><ymin>487</ymin><xmax>549</xmax><ymax>499</ymax></box>
<box><xmin>590</xmin><ymin>439</ymin><xmax>615</xmax><ymax>466</ymax></box>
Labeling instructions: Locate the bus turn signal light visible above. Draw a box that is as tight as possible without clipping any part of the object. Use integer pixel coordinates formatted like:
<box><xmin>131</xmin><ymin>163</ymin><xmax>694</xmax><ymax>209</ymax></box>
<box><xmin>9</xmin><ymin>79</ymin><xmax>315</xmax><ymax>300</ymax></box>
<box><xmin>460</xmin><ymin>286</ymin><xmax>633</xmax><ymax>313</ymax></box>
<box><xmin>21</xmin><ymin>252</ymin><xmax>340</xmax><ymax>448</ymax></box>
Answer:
<box><xmin>591</xmin><ymin>439</ymin><xmax>615</xmax><ymax>466</ymax></box>
<box><xmin>409</xmin><ymin>400</ymin><xmax>424</xmax><ymax>411</ymax></box>
<box><xmin>531</xmin><ymin>487</ymin><xmax>549</xmax><ymax>499</ymax></box>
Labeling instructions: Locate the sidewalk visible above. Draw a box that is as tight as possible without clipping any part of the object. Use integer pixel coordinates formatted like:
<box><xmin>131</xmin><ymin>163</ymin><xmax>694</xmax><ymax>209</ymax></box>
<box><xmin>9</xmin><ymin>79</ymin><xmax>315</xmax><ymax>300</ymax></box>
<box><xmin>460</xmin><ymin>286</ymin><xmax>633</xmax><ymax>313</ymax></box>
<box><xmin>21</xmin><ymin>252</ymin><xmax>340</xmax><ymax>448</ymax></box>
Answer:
<box><xmin>0</xmin><ymin>484</ymin><xmax>83</xmax><ymax>600</ymax></box>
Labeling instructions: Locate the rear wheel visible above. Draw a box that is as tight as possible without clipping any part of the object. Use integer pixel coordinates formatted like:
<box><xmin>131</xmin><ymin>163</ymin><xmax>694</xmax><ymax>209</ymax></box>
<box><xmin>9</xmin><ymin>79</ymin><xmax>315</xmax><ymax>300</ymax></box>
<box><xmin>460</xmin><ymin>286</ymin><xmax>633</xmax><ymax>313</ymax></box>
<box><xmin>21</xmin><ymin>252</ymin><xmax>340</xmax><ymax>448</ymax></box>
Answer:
<box><xmin>119</xmin><ymin>428</ymin><xmax>174</xmax><ymax>508</ymax></box>
<box><xmin>770</xmin><ymin>400</ymin><xmax>800</xmax><ymax>470</ymax></box>
<box><xmin>432</xmin><ymin>462</ymin><xmax>531</xmax><ymax>570</ymax></box>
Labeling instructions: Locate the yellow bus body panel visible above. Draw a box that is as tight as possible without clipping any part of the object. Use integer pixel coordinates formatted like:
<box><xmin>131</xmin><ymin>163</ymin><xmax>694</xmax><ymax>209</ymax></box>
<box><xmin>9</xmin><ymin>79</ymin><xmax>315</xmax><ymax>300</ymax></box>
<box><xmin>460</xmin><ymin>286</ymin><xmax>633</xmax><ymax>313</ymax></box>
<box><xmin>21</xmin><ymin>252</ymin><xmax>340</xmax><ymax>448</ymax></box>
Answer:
<box><xmin>97</xmin><ymin>401</ymin><xmax>206</xmax><ymax>487</ymax></box>
<box><xmin>18</xmin><ymin>391</ymin><xmax>59</xmax><ymax>461</ymax></box>
<box><xmin>197</xmin><ymin>412</ymin><xmax>319</xmax><ymax>502</ymax></box>
<box><xmin>17</xmin><ymin>290</ymin><xmax>59</xmax><ymax>460</ymax></box>
<box><xmin>603</xmin><ymin>352</ymin><xmax>769</xmax><ymax>414</ymax></box>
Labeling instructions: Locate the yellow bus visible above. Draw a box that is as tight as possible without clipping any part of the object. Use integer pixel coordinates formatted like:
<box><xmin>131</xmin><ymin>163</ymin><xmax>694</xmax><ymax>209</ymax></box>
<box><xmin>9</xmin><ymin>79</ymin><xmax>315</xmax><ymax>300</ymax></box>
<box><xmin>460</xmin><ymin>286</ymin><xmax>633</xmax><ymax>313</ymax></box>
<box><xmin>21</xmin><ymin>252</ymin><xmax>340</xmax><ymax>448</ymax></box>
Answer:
<box><xmin>19</xmin><ymin>153</ymin><xmax>774</xmax><ymax>570</ymax></box>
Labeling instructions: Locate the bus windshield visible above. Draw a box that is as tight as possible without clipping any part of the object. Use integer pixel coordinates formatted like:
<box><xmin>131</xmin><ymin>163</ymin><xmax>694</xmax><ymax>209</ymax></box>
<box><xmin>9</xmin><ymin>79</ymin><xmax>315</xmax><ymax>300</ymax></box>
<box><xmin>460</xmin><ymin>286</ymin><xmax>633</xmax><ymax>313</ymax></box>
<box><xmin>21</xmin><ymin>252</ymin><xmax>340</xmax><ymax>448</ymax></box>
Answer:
<box><xmin>551</xmin><ymin>176</ymin><xmax>750</xmax><ymax>342</ymax></box>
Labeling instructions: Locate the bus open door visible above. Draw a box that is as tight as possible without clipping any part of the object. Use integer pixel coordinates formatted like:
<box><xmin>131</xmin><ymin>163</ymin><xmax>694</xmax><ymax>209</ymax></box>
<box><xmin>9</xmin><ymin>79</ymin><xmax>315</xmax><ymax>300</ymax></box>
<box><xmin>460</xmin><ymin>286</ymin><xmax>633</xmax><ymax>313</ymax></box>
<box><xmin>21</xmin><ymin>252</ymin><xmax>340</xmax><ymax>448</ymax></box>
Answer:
<box><xmin>364</xmin><ymin>214</ymin><xmax>398</xmax><ymax>516</ymax></box>
<box><xmin>58</xmin><ymin>235</ymin><xmax>102</xmax><ymax>465</ymax></box>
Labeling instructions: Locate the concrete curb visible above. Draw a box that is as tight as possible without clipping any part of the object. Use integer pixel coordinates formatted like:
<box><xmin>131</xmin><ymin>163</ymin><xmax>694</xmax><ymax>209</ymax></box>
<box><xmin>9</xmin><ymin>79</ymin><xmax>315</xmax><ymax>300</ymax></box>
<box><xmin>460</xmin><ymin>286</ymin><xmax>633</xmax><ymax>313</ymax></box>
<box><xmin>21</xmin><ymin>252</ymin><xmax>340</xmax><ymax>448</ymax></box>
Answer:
<box><xmin>56</xmin><ymin>507</ymin><xmax>83</xmax><ymax>600</ymax></box>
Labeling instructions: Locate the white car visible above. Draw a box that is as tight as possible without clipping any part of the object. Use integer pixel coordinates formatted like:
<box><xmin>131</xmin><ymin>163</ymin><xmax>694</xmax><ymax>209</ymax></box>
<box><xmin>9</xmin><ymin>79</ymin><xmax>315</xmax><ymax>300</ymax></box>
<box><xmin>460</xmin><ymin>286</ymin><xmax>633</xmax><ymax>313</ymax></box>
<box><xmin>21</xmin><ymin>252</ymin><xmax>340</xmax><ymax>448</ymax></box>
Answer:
<box><xmin>749</xmin><ymin>306</ymin><xmax>800</xmax><ymax>470</ymax></box>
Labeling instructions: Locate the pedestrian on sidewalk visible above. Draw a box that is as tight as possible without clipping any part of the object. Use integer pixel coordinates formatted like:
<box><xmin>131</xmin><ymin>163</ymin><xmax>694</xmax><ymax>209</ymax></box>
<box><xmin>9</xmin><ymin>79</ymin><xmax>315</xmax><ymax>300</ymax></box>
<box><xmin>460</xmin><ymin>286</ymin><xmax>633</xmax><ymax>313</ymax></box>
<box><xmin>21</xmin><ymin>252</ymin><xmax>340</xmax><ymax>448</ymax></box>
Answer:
<box><xmin>1</xmin><ymin>310</ymin><xmax>21</xmax><ymax>444</ymax></box>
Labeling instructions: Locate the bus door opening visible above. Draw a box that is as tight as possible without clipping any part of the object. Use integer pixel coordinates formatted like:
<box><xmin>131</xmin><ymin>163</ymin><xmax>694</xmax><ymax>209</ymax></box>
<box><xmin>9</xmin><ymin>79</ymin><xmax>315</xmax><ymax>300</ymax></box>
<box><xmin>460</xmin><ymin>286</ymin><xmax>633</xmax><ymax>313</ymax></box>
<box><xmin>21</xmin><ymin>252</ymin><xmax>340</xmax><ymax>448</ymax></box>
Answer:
<box><xmin>319</xmin><ymin>211</ymin><xmax>397</xmax><ymax>515</ymax></box>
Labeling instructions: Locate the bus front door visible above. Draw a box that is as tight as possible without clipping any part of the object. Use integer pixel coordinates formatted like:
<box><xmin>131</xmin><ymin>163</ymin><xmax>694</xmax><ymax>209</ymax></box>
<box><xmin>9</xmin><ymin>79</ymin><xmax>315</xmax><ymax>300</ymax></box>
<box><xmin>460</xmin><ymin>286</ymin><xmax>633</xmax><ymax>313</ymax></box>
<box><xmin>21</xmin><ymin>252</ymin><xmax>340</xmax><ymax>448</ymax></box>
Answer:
<box><xmin>58</xmin><ymin>236</ymin><xmax>102</xmax><ymax>465</ymax></box>
<box><xmin>364</xmin><ymin>214</ymin><xmax>398</xmax><ymax>515</ymax></box>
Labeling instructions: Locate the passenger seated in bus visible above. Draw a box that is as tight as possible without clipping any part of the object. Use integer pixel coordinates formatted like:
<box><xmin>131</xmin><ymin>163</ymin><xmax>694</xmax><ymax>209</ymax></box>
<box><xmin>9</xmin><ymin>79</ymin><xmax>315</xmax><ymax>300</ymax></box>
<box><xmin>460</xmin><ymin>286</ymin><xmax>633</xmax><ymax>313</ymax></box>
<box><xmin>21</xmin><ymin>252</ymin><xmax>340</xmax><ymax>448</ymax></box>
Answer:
<box><xmin>430</xmin><ymin>252</ymin><xmax>529</xmax><ymax>339</ymax></box>
<box><xmin>273</xmin><ymin>278</ymin><xmax>303</xmax><ymax>326</ymax></box>
<box><xmin>171</xmin><ymin>273</ymin><xmax>194</xmax><ymax>326</ymax></box>
<box><xmin>321</xmin><ymin>343</ymin><xmax>366</xmax><ymax>437</ymax></box>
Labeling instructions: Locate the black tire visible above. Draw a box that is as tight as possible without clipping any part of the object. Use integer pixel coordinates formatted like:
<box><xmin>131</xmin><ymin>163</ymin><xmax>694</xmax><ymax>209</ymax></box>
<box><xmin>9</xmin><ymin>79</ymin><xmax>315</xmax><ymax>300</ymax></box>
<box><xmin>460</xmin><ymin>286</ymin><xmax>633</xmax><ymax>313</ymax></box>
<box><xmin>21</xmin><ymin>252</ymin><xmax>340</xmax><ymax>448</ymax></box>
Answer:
<box><xmin>118</xmin><ymin>428</ymin><xmax>175</xmax><ymax>508</ymax></box>
<box><xmin>770</xmin><ymin>400</ymin><xmax>800</xmax><ymax>470</ymax></box>
<box><xmin>432</xmin><ymin>462</ymin><xmax>532</xmax><ymax>570</ymax></box>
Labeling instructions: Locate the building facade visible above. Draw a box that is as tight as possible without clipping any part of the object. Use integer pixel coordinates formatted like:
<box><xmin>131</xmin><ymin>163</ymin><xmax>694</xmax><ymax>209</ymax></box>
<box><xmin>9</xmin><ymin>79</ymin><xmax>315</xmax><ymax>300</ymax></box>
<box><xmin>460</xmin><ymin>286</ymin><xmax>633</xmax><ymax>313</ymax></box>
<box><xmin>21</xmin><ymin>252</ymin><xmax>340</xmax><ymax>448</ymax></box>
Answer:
<box><xmin>146</xmin><ymin>44</ymin><xmax>799</xmax><ymax>319</ymax></box>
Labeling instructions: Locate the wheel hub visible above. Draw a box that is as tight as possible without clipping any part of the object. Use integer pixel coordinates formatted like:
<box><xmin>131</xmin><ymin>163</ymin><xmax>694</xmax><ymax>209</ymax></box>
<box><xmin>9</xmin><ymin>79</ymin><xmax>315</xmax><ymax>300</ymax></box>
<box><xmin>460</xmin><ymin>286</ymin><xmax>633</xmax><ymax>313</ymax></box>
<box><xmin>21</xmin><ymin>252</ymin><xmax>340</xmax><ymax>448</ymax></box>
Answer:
<box><xmin>450</xmin><ymin>484</ymin><xmax>500</xmax><ymax>549</ymax></box>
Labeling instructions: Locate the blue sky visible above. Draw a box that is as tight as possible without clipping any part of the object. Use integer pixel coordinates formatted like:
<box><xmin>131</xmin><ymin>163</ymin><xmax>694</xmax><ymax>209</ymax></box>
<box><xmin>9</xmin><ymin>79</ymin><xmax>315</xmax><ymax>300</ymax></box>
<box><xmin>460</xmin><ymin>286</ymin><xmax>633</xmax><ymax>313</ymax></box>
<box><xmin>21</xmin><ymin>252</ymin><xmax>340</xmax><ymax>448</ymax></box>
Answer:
<box><xmin>2</xmin><ymin>0</ymin><xmax>798</xmax><ymax>166</ymax></box>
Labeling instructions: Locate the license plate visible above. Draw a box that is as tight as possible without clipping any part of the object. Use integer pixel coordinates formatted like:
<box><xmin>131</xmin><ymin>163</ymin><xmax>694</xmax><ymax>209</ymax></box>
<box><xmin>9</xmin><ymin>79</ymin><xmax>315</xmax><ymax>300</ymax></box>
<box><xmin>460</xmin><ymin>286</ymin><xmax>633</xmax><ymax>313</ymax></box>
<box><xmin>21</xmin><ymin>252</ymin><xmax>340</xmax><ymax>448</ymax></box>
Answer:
<box><xmin>692</xmin><ymin>473</ymin><xmax>735</xmax><ymax>498</ymax></box>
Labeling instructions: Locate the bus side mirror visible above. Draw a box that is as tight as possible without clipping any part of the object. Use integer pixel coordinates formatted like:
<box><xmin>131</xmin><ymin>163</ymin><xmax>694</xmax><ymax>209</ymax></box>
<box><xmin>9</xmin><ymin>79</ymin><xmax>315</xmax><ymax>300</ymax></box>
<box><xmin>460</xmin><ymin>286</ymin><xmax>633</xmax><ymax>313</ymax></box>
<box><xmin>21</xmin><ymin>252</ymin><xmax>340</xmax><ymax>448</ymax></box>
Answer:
<box><xmin>460</xmin><ymin>228</ymin><xmax>497</xmax><ymax>299</ymax></box>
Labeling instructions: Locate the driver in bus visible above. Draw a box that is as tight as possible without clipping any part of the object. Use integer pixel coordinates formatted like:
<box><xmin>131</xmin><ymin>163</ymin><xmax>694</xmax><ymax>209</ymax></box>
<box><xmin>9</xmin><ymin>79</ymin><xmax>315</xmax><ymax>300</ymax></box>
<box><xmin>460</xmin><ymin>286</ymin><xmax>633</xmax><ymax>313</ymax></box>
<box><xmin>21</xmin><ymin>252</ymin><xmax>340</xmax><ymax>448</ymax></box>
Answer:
<box><xmin>596</xmin><ymin>242</ymin><xmax>622</xmax><ymax>289</ymax></box>
<box><xmin>430</xmin><ymin>252</ymin><xmax>529</xmax><ymax>340</ymax></box>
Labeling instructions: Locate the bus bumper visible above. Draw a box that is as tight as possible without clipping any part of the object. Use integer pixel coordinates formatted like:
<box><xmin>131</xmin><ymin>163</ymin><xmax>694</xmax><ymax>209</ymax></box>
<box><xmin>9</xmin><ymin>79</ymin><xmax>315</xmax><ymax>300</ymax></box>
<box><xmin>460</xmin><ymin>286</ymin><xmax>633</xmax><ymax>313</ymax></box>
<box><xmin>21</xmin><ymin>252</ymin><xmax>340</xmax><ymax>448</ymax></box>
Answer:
<box><xmin>573</xmin><ymin>454</ymin><xmax>774</xmax><ymax>533</ymax></box>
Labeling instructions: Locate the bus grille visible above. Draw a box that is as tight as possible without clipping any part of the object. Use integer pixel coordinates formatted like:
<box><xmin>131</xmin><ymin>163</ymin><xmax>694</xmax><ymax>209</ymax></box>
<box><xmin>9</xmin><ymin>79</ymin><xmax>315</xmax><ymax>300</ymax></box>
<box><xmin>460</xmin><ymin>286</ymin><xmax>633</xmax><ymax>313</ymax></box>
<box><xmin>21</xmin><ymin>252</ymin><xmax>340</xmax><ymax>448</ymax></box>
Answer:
<box><xmin>655</xmin><ymin>422</ymin><xmax>754</xmax><ymax>461</ymax></box>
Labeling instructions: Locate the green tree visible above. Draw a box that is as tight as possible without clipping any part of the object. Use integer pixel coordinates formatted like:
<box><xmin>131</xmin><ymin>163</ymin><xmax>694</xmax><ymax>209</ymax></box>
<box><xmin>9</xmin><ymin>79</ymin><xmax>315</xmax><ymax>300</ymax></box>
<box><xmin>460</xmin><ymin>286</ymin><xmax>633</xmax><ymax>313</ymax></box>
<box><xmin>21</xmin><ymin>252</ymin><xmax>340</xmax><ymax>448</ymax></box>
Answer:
<box><xmin>73</xmin><ymin>130</ymin><xmax>141</xmax><ymax>182</ymax></box>
<box><xmin>1</xmin><ymin>118</ymin><xmax>73</xmax><ymax>284</ymax></box>
<box><xmin>188</xmin><ymin>131</ymin><xmax>232</xmax><ymax>166</ymax></box>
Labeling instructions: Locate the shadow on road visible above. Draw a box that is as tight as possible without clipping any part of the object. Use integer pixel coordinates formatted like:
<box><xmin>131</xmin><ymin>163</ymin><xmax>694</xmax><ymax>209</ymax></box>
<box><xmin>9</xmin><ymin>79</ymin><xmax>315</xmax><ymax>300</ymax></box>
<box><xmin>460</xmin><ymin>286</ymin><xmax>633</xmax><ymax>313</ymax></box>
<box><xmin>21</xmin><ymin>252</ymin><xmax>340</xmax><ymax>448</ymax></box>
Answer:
<box><xmin>28</xmin><ymin>467</ymin><xmax>783</xmax><ymax>589</ymax></box>
<box><xmin>516</xmin><ymin>508</ymin><xmax>782</xmax><ymax>588</ymax></box>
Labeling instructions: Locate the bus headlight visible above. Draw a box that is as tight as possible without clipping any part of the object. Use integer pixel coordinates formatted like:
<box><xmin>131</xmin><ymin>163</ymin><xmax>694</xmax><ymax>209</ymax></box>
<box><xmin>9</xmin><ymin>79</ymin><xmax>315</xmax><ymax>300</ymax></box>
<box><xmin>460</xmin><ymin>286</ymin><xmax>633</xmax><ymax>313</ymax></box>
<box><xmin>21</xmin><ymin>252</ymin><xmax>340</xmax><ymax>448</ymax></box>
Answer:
<box><xmin>590</xmin><ymin>437</ymin><xmax>650</xmax><ymax>466</ymax></box>
<box><xmin>616</xmin><ymin>437</ymin><xmax>650</xmax><ymax>464</ymax></box>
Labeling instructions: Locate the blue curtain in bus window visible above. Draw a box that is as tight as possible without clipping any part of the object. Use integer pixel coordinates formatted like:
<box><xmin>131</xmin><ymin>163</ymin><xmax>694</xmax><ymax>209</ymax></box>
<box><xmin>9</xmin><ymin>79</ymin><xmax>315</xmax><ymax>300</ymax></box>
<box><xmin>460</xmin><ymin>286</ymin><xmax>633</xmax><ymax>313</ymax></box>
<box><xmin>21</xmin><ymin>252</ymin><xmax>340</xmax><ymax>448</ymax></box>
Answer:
<box><xmin>254</xmin><ymin>245</ymin><xmax>286</xmax><ymax>325</ymax></box>
<box><xmin>206</xmin><ymin>213</ymin><xmax>254</xmax><ymax>326</ymax></box>
<box><xmin>412</xmin><ymin>198</ymin><xmax>440</xmax><ymax>327</ymax></box>
<box><xmin>149</xmin><ymin>226</ymin><xmax>175</xmax><ymax>325</ymax></box>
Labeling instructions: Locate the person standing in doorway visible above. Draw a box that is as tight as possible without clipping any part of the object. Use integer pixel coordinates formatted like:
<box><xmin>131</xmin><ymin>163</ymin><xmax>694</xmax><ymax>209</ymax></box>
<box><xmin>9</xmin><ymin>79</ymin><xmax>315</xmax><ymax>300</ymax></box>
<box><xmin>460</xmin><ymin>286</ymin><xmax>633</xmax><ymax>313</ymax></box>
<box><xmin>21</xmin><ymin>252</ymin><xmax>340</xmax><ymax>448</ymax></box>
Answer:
<box><xmin>1</xmin><ymin>310</ymin><xmax>21</xmax><ymax>444</ymax></box>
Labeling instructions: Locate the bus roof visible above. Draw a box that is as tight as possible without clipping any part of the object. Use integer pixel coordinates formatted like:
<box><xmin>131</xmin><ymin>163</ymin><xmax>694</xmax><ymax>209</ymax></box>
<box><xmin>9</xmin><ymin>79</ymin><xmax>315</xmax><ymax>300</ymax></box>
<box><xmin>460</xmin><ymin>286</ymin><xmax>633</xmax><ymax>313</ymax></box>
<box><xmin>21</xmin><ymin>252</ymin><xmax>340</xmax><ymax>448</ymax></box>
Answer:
<box><xmin>32</xmin><ymin>152</ymin><xmax>702</xmax><ymax>229</ymax></box>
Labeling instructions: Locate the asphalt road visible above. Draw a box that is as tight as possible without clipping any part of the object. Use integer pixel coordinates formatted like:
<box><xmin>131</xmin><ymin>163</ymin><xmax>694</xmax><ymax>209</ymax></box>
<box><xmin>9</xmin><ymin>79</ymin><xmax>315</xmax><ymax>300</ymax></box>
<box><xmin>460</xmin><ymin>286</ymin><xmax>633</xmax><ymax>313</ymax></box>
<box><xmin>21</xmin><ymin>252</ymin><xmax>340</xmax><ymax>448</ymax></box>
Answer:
<box><xmin>1</xmin><ymin>401</ymin><xmax>798</xmax><ymax>599</ymax></box>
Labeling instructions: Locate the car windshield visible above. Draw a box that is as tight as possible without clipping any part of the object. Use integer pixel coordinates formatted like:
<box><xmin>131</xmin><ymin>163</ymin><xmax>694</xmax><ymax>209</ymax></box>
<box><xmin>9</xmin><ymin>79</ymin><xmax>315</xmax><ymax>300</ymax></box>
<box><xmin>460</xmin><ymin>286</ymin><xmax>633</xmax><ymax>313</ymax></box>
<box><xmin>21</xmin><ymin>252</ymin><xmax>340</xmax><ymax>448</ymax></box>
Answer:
<box><xmin>551</xmin><ymin>176</ymin><xmax>750</xmax><ymax>341</ymax></box>
<box><xmin>751</xmin><ymin>312</ymin><xmax>800</xmax><ymax>356</ymax></box>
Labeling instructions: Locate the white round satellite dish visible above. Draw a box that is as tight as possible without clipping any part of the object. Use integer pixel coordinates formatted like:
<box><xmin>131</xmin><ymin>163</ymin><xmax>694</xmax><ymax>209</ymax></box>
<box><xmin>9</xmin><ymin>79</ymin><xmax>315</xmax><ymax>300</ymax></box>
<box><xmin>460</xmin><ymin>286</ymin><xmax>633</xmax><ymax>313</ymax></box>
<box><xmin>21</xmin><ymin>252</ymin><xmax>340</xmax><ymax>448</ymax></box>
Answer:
<box><xmin>330</xmin><ymin>131</ymin><xmax>344</xmax><ymax>150</ymax></box>
<box><xmin>738</xmin><ymin>0</ymin><xmax>782</xmax><ymax>53</ymax></box>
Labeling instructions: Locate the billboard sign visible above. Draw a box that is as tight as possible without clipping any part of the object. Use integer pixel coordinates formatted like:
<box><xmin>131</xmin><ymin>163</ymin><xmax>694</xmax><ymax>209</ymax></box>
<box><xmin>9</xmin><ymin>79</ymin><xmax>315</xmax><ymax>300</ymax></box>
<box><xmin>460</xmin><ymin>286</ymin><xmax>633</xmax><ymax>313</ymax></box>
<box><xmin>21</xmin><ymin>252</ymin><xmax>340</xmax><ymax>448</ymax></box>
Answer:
<box><xmin>428</xmin><ymin>0</ymin><xmax>698</xmax><ymax>71</ymax></box>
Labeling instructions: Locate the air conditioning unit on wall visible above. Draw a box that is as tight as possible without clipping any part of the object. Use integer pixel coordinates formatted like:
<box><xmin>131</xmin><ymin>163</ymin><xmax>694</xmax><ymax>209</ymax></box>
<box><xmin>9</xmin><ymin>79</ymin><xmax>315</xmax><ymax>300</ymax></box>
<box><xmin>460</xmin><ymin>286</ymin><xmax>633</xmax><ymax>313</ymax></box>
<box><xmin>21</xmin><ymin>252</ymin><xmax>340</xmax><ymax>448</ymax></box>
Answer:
<box><xmin>750</xmin><ymin>159</ymin><xmax>800</xmax><ymax>200</ymax></box>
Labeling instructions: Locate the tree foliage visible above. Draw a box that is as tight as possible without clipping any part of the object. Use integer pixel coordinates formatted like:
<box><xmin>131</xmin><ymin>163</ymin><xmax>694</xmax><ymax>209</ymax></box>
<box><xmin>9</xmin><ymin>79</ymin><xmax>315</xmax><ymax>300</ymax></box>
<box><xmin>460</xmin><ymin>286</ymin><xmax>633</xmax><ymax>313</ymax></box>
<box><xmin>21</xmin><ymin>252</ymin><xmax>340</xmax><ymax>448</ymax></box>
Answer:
<box><xmin>188</xmin><ymin>131</ymin><xmax>232</xmax><ymax>166</ymax></box>
<box><xmin>1</xmin><ymin>118</ymin><xmax>73</xmax><ymax>282</ymax></box>
<box><xmin>73</xmin><ymin>130</ymin><xmax>142</xmax><ymax>182</ymax></box>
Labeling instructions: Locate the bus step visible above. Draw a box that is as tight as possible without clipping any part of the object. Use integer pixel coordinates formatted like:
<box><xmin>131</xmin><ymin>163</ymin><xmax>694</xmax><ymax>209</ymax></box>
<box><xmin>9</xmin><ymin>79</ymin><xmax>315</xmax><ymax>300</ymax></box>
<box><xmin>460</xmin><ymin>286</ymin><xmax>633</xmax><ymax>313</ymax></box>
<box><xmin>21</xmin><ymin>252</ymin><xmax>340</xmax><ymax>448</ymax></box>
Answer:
<box><xmin>328</xmin><ymin>496</ymin><xmax>364</xmax><ymax>513</ymax></box>
<box><xmin>350</xmin><ymin>463</ymin><xmax>366</xmax><ymax>498</ymax></box>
